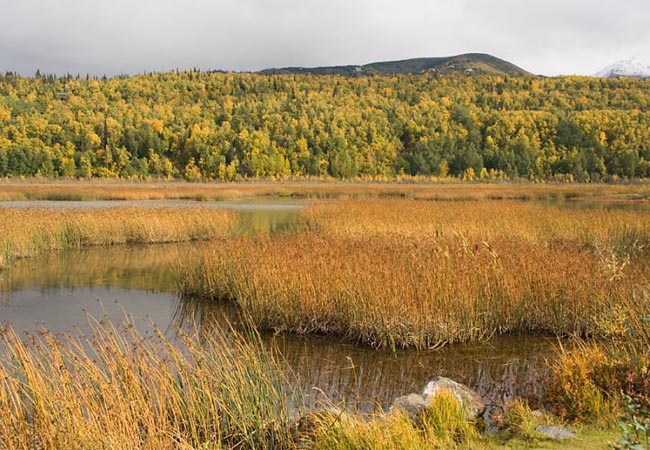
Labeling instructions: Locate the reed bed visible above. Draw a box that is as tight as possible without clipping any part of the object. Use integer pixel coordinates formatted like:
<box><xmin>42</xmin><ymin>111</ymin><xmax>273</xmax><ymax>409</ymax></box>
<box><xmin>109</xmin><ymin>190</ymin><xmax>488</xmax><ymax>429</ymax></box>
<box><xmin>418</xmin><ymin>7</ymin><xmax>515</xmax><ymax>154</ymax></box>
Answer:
<box><xmin>179</xmin><ymin>200</ymin><xmax>650</xmax><ymax>349</ymax></box>
<box><xmin>0</xmin><ymin>317</ymin><xmax>297</xmax><ymax>450</ymax></box>
<box><xmin>0</xmin><ymin>207</ymin><xmax>237</xmax><ymax>263</ymax></box>
<box><xmin>1</xmin><ymin>180</ymin><xmax>650</xmax><ymax>203</ymax></box>
<box><xmin>302</xmin><ymin>199</ymin><xmax>650</xmax><ymax>249</ymax></box>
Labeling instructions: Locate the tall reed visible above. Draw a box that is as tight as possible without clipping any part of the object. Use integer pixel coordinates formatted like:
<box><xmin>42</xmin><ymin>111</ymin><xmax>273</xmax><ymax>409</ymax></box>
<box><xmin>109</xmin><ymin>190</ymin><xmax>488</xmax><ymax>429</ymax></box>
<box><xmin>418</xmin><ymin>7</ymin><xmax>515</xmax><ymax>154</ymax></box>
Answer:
<box><xmin>0</xmin><ymin>317</ymin><xmax>297</xmax><ymax>449</ymax></box>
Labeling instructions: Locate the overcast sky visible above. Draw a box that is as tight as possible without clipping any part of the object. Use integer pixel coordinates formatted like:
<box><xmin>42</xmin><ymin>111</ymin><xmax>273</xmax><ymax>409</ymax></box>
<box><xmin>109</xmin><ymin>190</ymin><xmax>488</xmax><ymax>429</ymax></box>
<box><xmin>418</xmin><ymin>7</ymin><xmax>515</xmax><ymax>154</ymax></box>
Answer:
<box><xmin>1</xmin><ymin>0</ymin><xmax>649</xmax><ymax>77</ymax></box>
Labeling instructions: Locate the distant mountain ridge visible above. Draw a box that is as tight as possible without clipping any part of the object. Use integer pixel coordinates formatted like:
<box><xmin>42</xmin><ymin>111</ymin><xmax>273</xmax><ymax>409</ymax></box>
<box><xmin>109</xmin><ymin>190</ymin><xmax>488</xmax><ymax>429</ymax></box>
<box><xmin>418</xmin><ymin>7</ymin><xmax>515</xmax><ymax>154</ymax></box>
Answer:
<box><xmin>595</xmin><ymin>59</ymin><xmax>650</xmax><ymax>79</ymax></box>
<box><xmin>259</xmin><ymin>53</ymin><xmax>532</xmax><ymax>77</ymax></box>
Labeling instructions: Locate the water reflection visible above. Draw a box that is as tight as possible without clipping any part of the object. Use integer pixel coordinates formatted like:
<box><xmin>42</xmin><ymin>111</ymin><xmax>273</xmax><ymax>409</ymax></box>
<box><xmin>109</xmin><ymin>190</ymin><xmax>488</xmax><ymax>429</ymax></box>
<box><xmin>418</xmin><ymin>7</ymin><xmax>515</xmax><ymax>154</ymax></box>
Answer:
<box><xmin>274</xmin><ymin>333</ymin><xmax>552</xmax><ymax>411</ymax></box>
<box><xmin>238</xmin><ymin>209</ymin><xmax>299</xmax><ymax>235</ymax></box>
<box><xmin>176</xmin><ymin>295</ymin><xmax>554</xmax><ymax>411</ymax></box>
<box><xmin>1</xmin><ymin>244</ymin><xmax>182</xmax><ymax>295</ymax></box>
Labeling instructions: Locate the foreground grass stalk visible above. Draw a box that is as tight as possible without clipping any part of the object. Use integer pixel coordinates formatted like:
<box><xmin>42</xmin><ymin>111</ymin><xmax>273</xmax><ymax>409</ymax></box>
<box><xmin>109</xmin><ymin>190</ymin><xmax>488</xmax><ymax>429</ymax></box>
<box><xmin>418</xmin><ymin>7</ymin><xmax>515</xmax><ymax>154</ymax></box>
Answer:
<box><xmin>0</xmin><ymin>317</ymin><xmax>296</xmax><ymax>450</ymax></box>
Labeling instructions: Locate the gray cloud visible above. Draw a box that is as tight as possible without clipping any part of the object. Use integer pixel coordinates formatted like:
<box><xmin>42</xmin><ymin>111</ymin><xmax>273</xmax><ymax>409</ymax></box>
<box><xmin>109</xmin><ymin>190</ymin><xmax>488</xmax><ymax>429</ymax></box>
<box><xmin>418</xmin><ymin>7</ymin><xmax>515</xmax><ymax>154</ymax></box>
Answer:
<box><xmin>0</xmin><ymin>0</ymin><xmax>648</xmax><ymax>76</ymax></box>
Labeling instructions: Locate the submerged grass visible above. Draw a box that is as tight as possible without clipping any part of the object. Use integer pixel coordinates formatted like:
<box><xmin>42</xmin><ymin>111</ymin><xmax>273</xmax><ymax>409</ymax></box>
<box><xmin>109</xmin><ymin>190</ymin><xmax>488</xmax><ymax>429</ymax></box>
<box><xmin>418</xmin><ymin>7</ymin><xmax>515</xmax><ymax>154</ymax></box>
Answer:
<box><xmin>179</xmin><ymin>199</ymin><xmax>650</xmax><ymax>349</ymax></box>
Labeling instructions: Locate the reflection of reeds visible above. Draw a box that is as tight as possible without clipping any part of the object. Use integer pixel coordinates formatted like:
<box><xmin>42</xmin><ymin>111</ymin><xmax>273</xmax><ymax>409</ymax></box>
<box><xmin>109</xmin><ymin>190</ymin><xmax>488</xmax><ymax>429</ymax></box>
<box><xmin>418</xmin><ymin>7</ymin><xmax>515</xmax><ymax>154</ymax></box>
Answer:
<box><xmin>174</xmin><ymin>293</ymin><xmax>553</xmax><ymax>411</ymax></box>
<box><xmin>179</xmin><ymin>200</ymin><xmax>650</xmax><ymax>349</ymax></box>
<box><xmin>0</xmin><ymin>207</ymin><xmax>237</xmax><ymax>264</ymax></box>
<box><xmin>0</xmin><ymin>316</ymin><xmax>298</xmax><ymax>449</ymax></box>
<box><xmin>2</xmin><ymin>243</ymin><xmax>196</xmax><ymax>293</ymax></box>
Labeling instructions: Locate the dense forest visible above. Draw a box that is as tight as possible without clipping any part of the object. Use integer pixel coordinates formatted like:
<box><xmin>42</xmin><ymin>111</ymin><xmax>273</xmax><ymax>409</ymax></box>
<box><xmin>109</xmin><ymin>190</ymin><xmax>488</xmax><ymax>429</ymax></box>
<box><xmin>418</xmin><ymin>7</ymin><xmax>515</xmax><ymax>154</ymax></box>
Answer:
<box><xmin>0</xmin><ymin>70</ymin><xmax>649</xmax><ymax>181</ymax></box>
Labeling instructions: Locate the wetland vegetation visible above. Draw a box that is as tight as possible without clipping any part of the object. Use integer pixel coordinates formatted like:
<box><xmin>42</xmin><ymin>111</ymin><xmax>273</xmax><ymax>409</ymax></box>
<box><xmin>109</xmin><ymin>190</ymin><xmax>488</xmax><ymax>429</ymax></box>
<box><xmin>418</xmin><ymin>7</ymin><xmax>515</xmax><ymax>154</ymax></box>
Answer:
<box><xmin>1</xmin><ymin>181</ymin><xmax>649</xmax><ymax>449</ymax></box>
<box><xmin>180</xmin><ymin>199</ymin><xmax>650</xmax><ymax>347</ymax></box>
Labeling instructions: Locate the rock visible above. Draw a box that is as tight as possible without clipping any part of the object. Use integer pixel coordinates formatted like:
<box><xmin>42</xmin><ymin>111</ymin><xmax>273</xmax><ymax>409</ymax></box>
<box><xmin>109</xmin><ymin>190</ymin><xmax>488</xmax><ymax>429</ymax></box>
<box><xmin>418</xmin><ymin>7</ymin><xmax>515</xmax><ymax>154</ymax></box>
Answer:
<box><xmin>484</xmin><ymin>425</ymin><xmax>506</xmax><ymax>437</ymax></box>
<box><xmin>389</xmin><ymin>378</ymin><xmax>486</xmax><ymax>423</ymax></box>
<box><xmin>389</xmin><ymin>393</ymin><xmax>428</xmax><ymax>421</ymax></box>
<box><xmin>535</xmin><ymin>425</ymin><xmax>576</xmax><ymax>440</ymax></box>
<box><xmin>422</xmin><ymin>377</ymin><xmax>486</xmax><ymax>420</ymax></box>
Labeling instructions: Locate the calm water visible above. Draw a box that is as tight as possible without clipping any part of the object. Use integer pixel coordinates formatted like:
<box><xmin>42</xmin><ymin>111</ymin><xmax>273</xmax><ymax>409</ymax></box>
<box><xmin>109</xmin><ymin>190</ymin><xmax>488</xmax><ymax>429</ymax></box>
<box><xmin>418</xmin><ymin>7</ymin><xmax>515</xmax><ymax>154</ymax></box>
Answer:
<box><xmin>0</xmin><ymin>201</ymin><xmax>556</xmax><ymax>410</ymax></box>
<box><xmin>0</xmin><ymin>198</ymin><xmax>304</xmax><ymax>211</ymax></box>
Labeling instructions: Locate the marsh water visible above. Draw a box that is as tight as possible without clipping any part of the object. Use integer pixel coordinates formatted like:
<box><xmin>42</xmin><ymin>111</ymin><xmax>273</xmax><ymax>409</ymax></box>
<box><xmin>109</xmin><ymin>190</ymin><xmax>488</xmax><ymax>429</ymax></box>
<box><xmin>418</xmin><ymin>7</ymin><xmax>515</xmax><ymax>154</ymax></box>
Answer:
<box><xmin>1</xmin><ymin>199</ymin><xmax>560</xmax><ymax>411</ymax></box>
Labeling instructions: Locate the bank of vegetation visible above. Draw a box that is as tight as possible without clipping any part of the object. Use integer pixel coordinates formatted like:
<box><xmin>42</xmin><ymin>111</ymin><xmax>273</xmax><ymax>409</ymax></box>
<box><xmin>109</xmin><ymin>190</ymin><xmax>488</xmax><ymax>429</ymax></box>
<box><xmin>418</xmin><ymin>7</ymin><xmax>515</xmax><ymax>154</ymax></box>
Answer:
<box><xmin>0</xmin><ymin>317</ymin><xmax>623</xmax><ymax>450</ymax></box>
<box><xmin>0</xmin><ymin>206</ymin><xmax>236</xmax><ymax>266</ymax></box>
<box><xmin>2</xmin><ymin>179</ymin><xmax>650</xmax><ymax>203</ymax></box>
<box><xmin>1</xmin><ymin>71</ymin><xmax>650</xmax><ymax>181</ymax></box>
<box><xmin>180</xmin><ymin>200</ymin><xmax>650</xmax><ymax>348</ymax></box>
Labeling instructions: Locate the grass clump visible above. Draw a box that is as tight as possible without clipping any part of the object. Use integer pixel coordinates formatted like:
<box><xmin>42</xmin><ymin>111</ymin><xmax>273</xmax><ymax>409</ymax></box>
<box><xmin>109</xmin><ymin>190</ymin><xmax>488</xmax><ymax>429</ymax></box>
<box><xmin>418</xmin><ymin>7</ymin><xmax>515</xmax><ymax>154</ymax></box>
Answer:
<box><xmin>545</xmin><ymin>290</ymin><xmax>650</xmax><ymax>425</ymax></box>
<box><xmin>0</xmin><ymin>206</ymin><xmax>238</xmax><ymax>264</ymax></box>
<box><xmin>0</xmin><ymin>317</ymin><xmax>297</xmax><ymax>450</ymax></box>
<box><xmin>179</xmin><ymin>200</ymin><xmax>650</xmax><ymax>349</ymax></box>
<box><xmin>309</xmin><ymin>391</ymin><xmax>477</xmax><ymax>450</ymax></box>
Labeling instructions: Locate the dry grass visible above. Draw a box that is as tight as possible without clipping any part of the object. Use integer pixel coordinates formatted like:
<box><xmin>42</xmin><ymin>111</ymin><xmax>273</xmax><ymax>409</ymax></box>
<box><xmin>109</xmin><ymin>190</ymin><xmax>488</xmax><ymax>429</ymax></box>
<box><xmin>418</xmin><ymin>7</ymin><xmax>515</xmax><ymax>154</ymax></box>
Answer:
<box><xmin>0</xmin><ymin>316</ymin><xmax>606</xmax><ymax>450</ymax></box>
<box><xmin>1</xmin><ymin>179</ymin><xmax>650</xmax><ymax>203</ymax></box>
<box><xmin>0</xmin><ymin>317</ymin><xmax>297</xmax><ymax>450</ymax></box>
<box><xmin>0</xmin><ymin>207</ymin><xmax>237</xmax><ymax>263</ymax></box>
<box><xmin>1</xmin><ymin>192</ymin><xmax>642</xmax><ymax>446</ymax></box>
<box><xmin>545</xmin><ymin>289</ymin><xmax>650</xmax><ymax>423</ymax></box>
<box><xmin>301</xmin><ymin>199</ymin><xmax>650</xmax><ymax>247</ymax></box>
<box><xmin>308</xmin><ymin>391</ymin><xmax>478</xmax><ymax>450</ymax></box>
<box><xmin>179</xmin><ymin>200</ymin><xmax>650</xmax><ymax>349</ymax></box>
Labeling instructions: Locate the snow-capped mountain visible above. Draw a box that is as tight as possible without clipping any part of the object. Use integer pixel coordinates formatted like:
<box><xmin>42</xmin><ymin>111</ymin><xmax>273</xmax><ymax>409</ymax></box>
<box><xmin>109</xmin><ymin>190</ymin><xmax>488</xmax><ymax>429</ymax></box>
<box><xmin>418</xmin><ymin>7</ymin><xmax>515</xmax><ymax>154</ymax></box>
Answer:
<box><xmin>595</xmin><ymin>59</ymin><xmax>650</xmax><ymax>79</ymax></box>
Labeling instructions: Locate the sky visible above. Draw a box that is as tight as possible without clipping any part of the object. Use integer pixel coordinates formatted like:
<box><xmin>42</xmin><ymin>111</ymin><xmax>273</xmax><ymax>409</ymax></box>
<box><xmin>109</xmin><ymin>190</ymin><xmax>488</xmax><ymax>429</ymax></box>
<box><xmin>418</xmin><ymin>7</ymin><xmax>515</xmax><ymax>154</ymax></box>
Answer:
<box><xmin>1</xmin><ymin>0</ymin><xmax>649</xmax><ymax>77</ymax></box>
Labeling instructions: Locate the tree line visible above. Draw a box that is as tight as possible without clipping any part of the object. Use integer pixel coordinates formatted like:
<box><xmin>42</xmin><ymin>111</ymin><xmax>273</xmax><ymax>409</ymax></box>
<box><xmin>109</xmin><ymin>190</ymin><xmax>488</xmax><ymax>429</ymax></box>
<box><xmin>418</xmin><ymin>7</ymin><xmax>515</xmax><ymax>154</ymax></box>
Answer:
<box><xmin>0</xmin><ymin>70</ymin><xmax>649</xmax><ymax>181</ymax></box>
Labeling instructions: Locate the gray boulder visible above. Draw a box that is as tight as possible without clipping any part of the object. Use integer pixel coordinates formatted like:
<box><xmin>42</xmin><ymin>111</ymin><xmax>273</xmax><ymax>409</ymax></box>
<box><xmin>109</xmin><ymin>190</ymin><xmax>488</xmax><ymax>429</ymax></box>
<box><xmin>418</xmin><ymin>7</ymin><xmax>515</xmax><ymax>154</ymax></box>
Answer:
<box><xmin>422</xmin><ymin>377</ymin><xmax>486</xmax><ymax>420</ymax></box>
<box><xmin>389</xmin><ymin>377</ymin><xmax>486</xmax><ymax>422</ymax></box>
<box><xmin>389</xmin><ymin>393</ymin><xmax>428</xmax><ymax>421</ymax></box>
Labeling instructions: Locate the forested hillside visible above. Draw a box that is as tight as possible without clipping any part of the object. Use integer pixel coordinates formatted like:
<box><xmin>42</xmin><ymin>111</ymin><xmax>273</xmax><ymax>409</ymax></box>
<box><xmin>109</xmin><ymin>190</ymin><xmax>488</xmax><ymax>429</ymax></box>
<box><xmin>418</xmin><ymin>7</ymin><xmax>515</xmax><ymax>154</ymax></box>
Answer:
<box><xmin>259</xmin><ymin>53</ymin><xmax>531</xmax><ymax>77</ymax></box>
<box><xmin>0</xmin><ymin>70</ymin><xmax>649</xmax><ymax>181</ymax></box>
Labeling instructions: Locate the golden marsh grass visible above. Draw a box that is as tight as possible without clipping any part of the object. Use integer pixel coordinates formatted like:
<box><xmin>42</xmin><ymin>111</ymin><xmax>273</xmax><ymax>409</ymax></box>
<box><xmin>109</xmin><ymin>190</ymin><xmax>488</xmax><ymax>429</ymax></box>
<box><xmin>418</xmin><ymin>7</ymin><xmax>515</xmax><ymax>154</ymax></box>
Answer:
<box><xmin>180</xmin><ymin>200</ymin><xmax>650</xmax><ymax>349</ymax></box>
<box><xmin>0</xmin><ymin>207</ymin><xmax>237</xmax><ymax>263</ymax></box>
<box><xmin>2</xmin><ymin>179</ymin><xmax>650</xmax><ymax>202</ymax></box>
<box><xmin>0</xmin><ymin>318</ymin><xmax>296</xmax><ymax>450</ymax></box>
